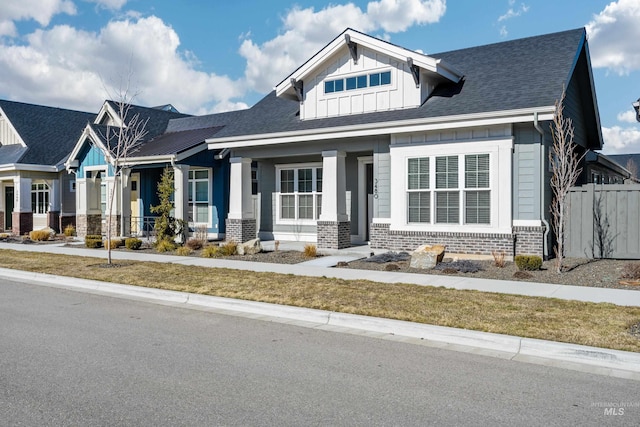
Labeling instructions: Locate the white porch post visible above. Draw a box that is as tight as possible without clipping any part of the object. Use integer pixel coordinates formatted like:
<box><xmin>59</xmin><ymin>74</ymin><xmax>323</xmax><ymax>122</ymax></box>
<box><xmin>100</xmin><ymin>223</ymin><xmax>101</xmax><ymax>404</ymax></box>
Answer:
<box><xmin>227</xmin><ymin>157</ymin><xmax>255</xmax><ymax>243</ymax></box>
<box><xmin>173</xmin><ymin>164</ymin><xmax>189</xmax><ymax>224</ymax></box>
<box><xmin>320</xmin><ymin>150</ymin><xmax>348</xmax><ymax>222</ymax></box>
<box><xmin>120</xmin><ymin>168</ymin><xmax>132</xmax><ymax>236</ymax></box>
<box><xmin>13</xmin><ymin>176</ymin><xmax>32</xmax><ymax>234</ymax></box>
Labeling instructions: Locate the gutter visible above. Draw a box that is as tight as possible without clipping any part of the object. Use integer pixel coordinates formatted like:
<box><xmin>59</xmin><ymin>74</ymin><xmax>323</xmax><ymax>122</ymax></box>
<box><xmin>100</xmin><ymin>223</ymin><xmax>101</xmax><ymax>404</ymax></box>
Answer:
<box><xmin>534</xmin><ymin>112</ymin><xmax>550</xmax><ymax>259</ymax></box>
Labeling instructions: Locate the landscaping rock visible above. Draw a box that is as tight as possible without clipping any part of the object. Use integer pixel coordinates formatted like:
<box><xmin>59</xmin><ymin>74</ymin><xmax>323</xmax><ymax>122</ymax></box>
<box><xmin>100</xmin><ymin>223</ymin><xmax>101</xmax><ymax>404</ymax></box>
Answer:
<box><xmin>410</xmin><ymin>244</ymin><xmax>446</xmax><ymax>269</ymax></box>
<box><xmin>237</xmin><ymin>238</ymin><xmax>262</xmax><ymax>255</ymax></box>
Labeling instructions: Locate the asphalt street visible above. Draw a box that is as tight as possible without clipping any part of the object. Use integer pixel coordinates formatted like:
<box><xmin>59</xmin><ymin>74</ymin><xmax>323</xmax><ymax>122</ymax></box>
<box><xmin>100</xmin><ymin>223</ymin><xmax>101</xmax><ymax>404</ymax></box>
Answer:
<box><xmin>1</xmin><ymin>278</ymin><xmax>639</xmax><ymax>426</ymax></box>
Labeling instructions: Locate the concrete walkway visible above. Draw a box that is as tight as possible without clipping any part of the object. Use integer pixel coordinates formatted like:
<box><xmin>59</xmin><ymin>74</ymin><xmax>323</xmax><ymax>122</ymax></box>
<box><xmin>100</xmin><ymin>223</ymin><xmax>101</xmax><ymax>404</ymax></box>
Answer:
<box><xmin>2</xmin><ymin>240</ymin><xmax>640</xmax><ymax>380</ymax></box>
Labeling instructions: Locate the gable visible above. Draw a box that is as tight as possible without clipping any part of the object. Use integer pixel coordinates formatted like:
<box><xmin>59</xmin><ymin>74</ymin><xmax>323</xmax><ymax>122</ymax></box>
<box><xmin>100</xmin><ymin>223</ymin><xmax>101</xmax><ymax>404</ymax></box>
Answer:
<box><xmin>0</xmin><ymin>112</ymin><xmax>27</xmax><ymax>148</ymax></box>
<box><xmin>276</xmin><ymin>28</ymin><xmax>462</xmax><ymax>121</ymax></box>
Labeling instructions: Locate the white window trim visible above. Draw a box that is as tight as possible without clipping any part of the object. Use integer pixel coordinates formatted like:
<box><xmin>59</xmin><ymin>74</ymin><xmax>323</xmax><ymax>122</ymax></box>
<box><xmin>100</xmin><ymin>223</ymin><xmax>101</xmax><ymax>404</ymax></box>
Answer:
<box><xmin>188</xmin><ymin>167</ymin><xmax>212</xmax><ymax>227</ymax></box>
<box><xmin>275</xmin><ymin>162</ymin><xmax>323</xmax><ymax>226</ymax></box>
<box><xmin>31</xmin><ymin>181</ymin><xmax>50</xmax><ymax>215</ymax></box>
<box><xmin>390</xmin><ymin>138</ymin><xmax>513</xmax><ymax>234</ymax></box>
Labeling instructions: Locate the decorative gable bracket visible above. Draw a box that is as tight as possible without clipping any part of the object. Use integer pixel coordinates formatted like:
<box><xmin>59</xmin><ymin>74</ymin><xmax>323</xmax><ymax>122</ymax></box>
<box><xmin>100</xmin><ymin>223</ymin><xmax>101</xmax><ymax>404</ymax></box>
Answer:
<box><xmin>345</xmin><ymin>34</ymin><xmax>358</xmax><ymax>64</ymax></box>
<box><xmin>290</xmin><ymin>78</ymin><xmax>304</xmax><ymax>102</ymax></box>
<box><xmin>407</xmin><ymin>58</ymin><xmax>420</xmax><ymax>88</ymax></box>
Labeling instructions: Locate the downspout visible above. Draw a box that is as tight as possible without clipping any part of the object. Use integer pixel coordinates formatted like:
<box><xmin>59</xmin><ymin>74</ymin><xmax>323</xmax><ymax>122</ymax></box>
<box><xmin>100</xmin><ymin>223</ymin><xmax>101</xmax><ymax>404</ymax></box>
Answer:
<box><xmin>534</xmin><ymin>112</ymin><xmax>550</xmax><ymax>259</ymax></box>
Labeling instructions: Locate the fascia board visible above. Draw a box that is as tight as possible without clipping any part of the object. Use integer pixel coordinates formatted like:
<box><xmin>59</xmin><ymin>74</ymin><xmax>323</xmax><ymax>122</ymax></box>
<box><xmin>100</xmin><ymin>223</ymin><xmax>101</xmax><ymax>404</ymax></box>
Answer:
<box><xmin>95</xmin><ymin>101</ymin><xmax>123</xmax><ymax>127</ymax></box>
<box><xmin>65</xmin><ymin>124</ymin><xmax>114</xmax><ymax>170</ymax></box>
<box><xmin>0</xmin><ymin>106</ymin><xmax>28</xmax><ymax>148</ymax></box>
<box><xmin>120</xmin><ymin>155</ymin><xmax>175</xmax><ymax>167</ymax></box>
<box><xmin>0</xmin><ymin>163</ymin><xmax>57</xmax><ymax>173</ymax></box>
<box><xmin>207</xmin><ymin>106</ymin><xmax>556</xmax><ymax>149</ymax></box>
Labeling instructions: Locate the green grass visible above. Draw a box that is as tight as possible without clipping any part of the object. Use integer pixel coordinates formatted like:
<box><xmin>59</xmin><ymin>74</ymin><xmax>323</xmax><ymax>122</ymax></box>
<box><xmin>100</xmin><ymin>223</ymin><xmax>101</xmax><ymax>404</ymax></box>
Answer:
<box><xmin>1</xmin><ymin>248</ymin><xmax>639</xmax><ymax>352</ymax></box>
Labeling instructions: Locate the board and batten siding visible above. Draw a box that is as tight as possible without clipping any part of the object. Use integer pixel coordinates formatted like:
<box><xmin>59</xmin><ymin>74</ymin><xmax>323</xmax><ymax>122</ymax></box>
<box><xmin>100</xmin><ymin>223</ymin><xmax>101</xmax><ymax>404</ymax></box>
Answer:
<box><xmin>302</xmin><ymin>45</ymin><xmax>423</xmax><ymax>120</ymax></box>
<box><xmin>566</xmin><ymin>184</ymin><xmax>640</xmax><ymax>259</ymax></box>
<box><xmin>0</xmin><ymin>115</ymin><xmax>23</xmax><ymax>146</ymax></box>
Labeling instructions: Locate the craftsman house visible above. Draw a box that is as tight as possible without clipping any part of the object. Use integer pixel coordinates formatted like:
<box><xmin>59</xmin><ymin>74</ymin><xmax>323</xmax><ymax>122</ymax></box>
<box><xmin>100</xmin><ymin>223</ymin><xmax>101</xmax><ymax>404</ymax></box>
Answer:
<box><xmin>64</xmin><ymin>101</ymin><xmax>232</xmax><ymax>239</ymax></box>
<box><xmin>206</xmin><ymin>27</ymin><xmax>603</xmax><ymax>258</ymax></box>
<box><xmin>0</xmin><ymin>100</ymin><xmax>94</xmax><ymax>234</ymax></box>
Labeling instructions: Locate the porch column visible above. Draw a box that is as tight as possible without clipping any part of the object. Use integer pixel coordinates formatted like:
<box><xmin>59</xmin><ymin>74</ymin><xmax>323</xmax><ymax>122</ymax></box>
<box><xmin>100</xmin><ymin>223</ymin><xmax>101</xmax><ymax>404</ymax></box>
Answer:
<box><xmin>12</xmin><ymin>176</ymin><xmax>32</xmax><ymax>235</ymax></box>
<box><xmin>0</xmin><ymin>182</ymin><xmax>5</xmax><ymax>232</ymax></box>
<box><xmin>318</xmin><ymin>150</ymin><xmax>350</xmax><ymax>249</ymax></box>
<box><xmin>173</xmin><ymin>164</ymin><xmax>189</xmax><ymax>241</ymax></box>
<box><xmin>120</xmin><ymin>168</ymin><xmax>132</xmax><ymax>236</ymax></box>
<box><xmin>104</xmin><ymin>175</ymin><xmax>120</xmax><ymax>238</ymax></box>
<box><xmin>226</xmin><ymin>157</ymin><xmax>255</xmax><ymax>243</ymax></box>
<box><xmin>47</xmin><ymin>178</ymin><xmax>61</xmax><ymax>232</ymax></box>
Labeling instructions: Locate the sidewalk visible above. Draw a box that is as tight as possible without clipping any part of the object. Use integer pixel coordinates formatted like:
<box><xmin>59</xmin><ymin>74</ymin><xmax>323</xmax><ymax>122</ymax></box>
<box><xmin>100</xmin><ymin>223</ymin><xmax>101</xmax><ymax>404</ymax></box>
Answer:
<box><xmin>1</xmin><ymin>241</ymin><xmax>640</xmax><ymax>307</ymax></box>
<box><xmin>2</xmin><ymin>240</ymin><xmax>640</xmax><ymax>380</ymax></box>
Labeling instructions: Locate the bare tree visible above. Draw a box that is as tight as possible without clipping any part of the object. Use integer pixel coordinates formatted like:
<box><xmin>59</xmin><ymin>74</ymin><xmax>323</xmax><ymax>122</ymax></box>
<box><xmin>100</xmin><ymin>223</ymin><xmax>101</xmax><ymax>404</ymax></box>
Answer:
<box><xmin>549</xmin><ymin>90</ymin><xmax>585</xmax><ymax>273</ymax></box>
<box><xmin>626</xmin><ymin>158</ymin><xmax>638</xmax><ymax>181</ymax></box>
<box><xmin>100</xmin><ymin>81</ymin><xmax>149</xmax><ymax>265</ymax></box>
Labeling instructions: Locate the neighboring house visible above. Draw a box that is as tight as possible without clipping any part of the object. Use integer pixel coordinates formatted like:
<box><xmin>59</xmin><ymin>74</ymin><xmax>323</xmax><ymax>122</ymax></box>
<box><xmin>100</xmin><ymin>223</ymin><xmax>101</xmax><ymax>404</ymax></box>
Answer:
<box><xmin>584</xmin><ymin>152</ymin><xmax>631</xmax><ymax>184</ymax></box>
<box><xmin>608</xmin><ymin>153</ymin><xmax>640</xmax><ymax>182</ymax></box>
<box><xmin>205</xmin><ymin>27</ymin><xmax>603</xmax><ymax>258</ymax></box>
<box><xmin>0</xmin><ymin>100</ymin><xmax>94</xmax><ymax>234</ymax></box>
<box><xmin>65</xmin><ymin>101</ymin><xmax>232</xmax><ymax>239</ymax></box>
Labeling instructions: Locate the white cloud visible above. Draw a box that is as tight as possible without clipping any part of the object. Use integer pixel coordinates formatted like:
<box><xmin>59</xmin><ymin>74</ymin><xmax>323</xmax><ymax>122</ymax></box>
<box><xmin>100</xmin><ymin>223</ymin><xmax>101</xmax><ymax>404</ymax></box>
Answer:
<box><xmin>498</xmin><ymin>2</ymin><xmax>529</xmax><ymax>22</ymax></box>
<box><xmin>618</xmin><ymin>110</ymin><xmax>638</xmax><ymax>123</ymax></box>
<box><xmin>0</xmin><ymin>16</ymin><xmax>246</xmax><ymax>114</ymax></box>
<box><xmin>602</xmin><ymin>126</ymin><xmax>640</xmax><ymax>154</ymax></box>
<box><xmin>586</xmin><ymin>0</ymin><xmax>640</xmax><ymax>74</ymax></box>
<box><xmin>85</xmin><ymin>0</ymin><xmax>128</xmax><ymax>10</ymax></box>
<box><xmin>0</xmin><ymin>0</ymin><xmax>76</xmax><ymax>36</ymax></box>
<box><xmin>239</xmin><ymin>0</ymin><xmax>446</xmax><ymax>93</ymax></box>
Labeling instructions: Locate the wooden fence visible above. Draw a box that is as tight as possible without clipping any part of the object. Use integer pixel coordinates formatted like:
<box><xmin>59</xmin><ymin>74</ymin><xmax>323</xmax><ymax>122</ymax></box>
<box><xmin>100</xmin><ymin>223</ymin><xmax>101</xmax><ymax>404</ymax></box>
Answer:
<box><xmin>565</xmin><ymin>183</ymin><xmax>640</xmax><ymax>259</ymax></box>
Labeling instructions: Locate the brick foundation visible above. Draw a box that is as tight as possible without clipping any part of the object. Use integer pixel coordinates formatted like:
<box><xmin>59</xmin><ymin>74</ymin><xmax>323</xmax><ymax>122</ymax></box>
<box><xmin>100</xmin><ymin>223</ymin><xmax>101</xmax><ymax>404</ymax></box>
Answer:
<box><xmin>513</xmin><ymin>226</ymin><xmax>546</xmax><ymax>258</ymax></box>
<box><xmin>226</xmin><ymin>218</ymin><xmax>256</xmax><ymax>243</ymax></box>
<box><xmin>47</xmin><ymin>211</ymin><xmax>60</xmax><ymax>233</ymax></box>
<box><xmin>76</xmin><ymin>214</ymin><xmax>102</xmax><ymax>237</ymax></box>
<box><xmin>370</xmin><ymin>222</ymin><xmax>517</xmax><ymax>256</ymax></box>
<box><xmin>317</xmin><ymin>220</ymin><xmax>351</xmax><ymax>249</ymax></box>
<box><xmin>12</xmin><ymin>212</ymin><xmax>33</xmax><ymax>235</ymax></box>
<box><xmin>59</xmin><ymin>215</ymin><xmax>76</xmax><ymax>234</ymax></box>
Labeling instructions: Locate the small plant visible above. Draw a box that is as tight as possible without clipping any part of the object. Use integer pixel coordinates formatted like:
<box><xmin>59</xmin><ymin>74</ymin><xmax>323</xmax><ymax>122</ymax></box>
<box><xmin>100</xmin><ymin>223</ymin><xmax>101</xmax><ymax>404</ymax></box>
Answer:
<box><xmin>29</xmin><ymin>230</ymin><xmax>51</xmax><ymax>241</ymax></box>
<box><xmin>492</xmin><ymin>250</ymin><xmax>506</xmax><ymax>268</ymax></box>
<box><xmin>202</xmin><ymin>245</ymin><xmax>221</xmax><ymax>258</ymax></box>
<box><xmin>186</xmin><ymin>238</ymin><xmax>204</xmax><ymax>250</ymax></box>
<box><xmin>125</xmin><ymin>237</ymin><xmax>142</xmax><ymax>250</ymax></box>
<box><xmin>220</xmin><ymin>241</ymin><xmax>237</xmax><ymax>256</ymax></box>
<box><xmin>194</xmin><ymin>225</ymin><xmax>208</xmax><ymax>243</ymax></box>
<box><xmin>155</xmin><ymin>238</ymin><xmax>177</xmax><ymax>253</ymax></box>
<box><xmin>85</xmin><ymin>235</ymin><xmax>103</xmax><ymax>248</ymax></box>
<box><xmin>303</xmin><ymin>244</ymin><xmax>317</xmax><ymax>258</ymax></box>
<box><xmin>513</xmin><ymin>271</ymin><xmax>534</xmax><ymax>279</ymax></box>
<box><xmin>621</xmin><ymin>262</ymin><xmax>640</xmax><ymax>280</ymax></box>
<box><xmin>274</xmin><ymin>240</ymin><xmax>280</xmax><ymax>252</ymax></box>
<box><xmin>0</xmin><ymin>233</ymin><xmax>9</xmax><ymax>240</ymax></box>
<box><xmin>514</xmin><ymin>255</ymin><xmax>543</xmax><ymax>271</ymax></box>
<box><xmin>108</xmin><ymin>238</ymin><xmax>124</xmax><ymax>250</ymax></box>
<box><xmin>175</xmin><ymin>246</ymin><xmax>193</xmax><ymax>256</ymax></box>
<box><xmin>63</xmin><ymin>225</ymin><xmax>76</xmax><ymax>237</ymax></box>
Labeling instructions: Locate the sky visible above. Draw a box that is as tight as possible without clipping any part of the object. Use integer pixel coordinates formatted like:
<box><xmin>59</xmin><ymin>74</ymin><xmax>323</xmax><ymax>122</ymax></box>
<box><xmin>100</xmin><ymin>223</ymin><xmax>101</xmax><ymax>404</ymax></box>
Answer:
<box><xmin>1</xmin><ymin>0</ymin><xmax>639</xmax><ymax>154</ymax></box>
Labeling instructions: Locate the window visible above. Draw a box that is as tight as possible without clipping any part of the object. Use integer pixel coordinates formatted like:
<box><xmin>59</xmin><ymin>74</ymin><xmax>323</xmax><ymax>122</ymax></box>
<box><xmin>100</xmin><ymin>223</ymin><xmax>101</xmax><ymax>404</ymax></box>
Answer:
<box><xmin>278</xmin><ymin>166</ymin><xmax>323</xmax><ymax>221</ymax></box>
<box><xmin>324</xmin><ymin>70</ymin><xmax>392</xmax><ymax>94</ymax></box>
<box><xmin>465</xmin><ymin>154</ymin><xmax>490</xmax><ymax>224</ymax></box>
<box><xmin>435</xmin><ymin>156</ymin><xmax>459</xmax><ymax>224</ymax></box>
<box><xmin>407</xmin><ymin>158</ymin><xmax>430</xmax><ymax>223</ymax></box>
<box><xmin>31</xmin><ymin>183</ymin><xmax>49</xmax><ymax>214</ymax></box>
<box><xmin>188</xmin><ymin>169</ymin><xmax>209</xmax><ymax>224</ymax></box>
<box><xmin>405</xmin><ymin>153</ymin><xmax>491</xmax><ymax>226</ymax></box>
<box><xmin>70</xmin><ymin>180</ymin><xmax>76</xmax><ymax>192</ymax></box>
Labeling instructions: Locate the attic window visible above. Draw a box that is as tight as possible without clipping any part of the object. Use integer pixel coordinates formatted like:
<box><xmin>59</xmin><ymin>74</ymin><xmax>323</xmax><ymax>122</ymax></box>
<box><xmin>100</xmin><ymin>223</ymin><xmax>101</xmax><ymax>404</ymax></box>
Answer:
<box><xmin>324</xmin><ymin>70</ymin><xmax>391</xmax><ymax>94</ymax></box>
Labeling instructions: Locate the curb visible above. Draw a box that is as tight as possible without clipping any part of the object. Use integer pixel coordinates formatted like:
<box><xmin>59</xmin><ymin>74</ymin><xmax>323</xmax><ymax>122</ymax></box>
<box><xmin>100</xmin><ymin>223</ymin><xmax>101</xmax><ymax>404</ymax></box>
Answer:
<box><xmin>1</xmin><ymin>267</ymin><xmax>639</xmax><ymax>381</ymax></box>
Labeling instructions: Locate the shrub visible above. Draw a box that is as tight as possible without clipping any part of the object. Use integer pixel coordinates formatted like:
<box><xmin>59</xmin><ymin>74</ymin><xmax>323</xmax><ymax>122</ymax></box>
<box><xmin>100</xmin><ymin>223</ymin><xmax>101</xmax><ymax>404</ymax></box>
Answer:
<box><xmin>85</xmin><ymin>235</ymin><xmax>103</xmax><ymax>248</ymax></box>
<box><xmin>125</xmin><ymin>237</ymin><xmax>142</xmax><ymax>250</ymax></box>
<box><xmin>63</xmin><ymin>225</ymin><xmax>76</xmax><ymax>237</ymax></box>
<box><xmin>221</xmin><ymin>241</ymin><xmax>237</xmax><ymax>256</ymax></box>
<box><xmin>175</xmin><ymin>246</ymin><xmax>193</xmax><ymax>256</ymax></box>
<box><xmin>303</xmin><ymin>244</ymin><xmax>317</xmax><ymax>258</ymax></box>
<box><xmin>492</xmin><ymin>250</ymin><xmax>506</xmax><ymax>268</ymax></box>
<box><xmin>186</xmin><ymin>238</ymin><xmax>204</xmax><ymax>250</ymax></box>
<box><xmin>202</xmin><ymin>245</ymin><xmax>221</xmax><ymax>258</ymax></box>
<box><xmin>108</xmin><ymin>239</ymin><xmax>124</xmax><ymax>250</ymax></box>
<box><xmin>621</xmin><ymin>262</ymin><xmax>640</xmax><ymax>280</ymax></box>
<box><xmin>155</xmin><ymin>238</ymin><xmax>177</xmax><ymax>253</ymax></box>
<box><xmin>29</xmin><ymin>230</ymin><xmax>51</xmax><ymax>241</ymax></box>
<box><xmin>515</xmin><ymin>255</ymin><xmax>543</xmax><ymax>271</ymax></box>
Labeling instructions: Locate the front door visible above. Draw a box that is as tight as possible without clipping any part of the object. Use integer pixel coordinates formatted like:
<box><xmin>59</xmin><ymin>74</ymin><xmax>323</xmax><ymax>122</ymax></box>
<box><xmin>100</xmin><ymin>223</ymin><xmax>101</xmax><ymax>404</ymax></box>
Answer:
<box><xmin>5</xmin><ymin>186</ymin><xmax>14</xmax><ymax>231</ymax></box>
<box><xmin>365</xmin><ymin>163</ymin><xmax>373</xmax><ymax>241</ymax></box>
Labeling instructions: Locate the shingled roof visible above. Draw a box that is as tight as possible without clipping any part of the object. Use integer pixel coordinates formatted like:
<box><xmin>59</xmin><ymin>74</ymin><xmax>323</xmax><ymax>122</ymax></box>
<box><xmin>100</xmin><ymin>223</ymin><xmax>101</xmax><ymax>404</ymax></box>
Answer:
<box><xmin>0</xmin><ymin>100</ymin><xmax>94</xmax><ymax>166</ymax></box>
<box><xmin>206</xmin><ymin>28</ymin><xmax>587</xmax><ymax>141</ymax></box>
